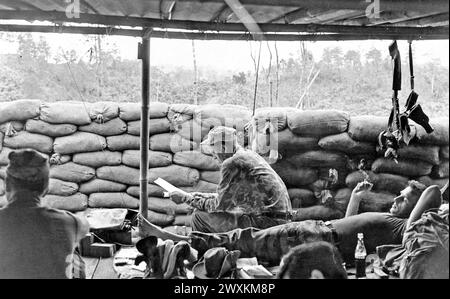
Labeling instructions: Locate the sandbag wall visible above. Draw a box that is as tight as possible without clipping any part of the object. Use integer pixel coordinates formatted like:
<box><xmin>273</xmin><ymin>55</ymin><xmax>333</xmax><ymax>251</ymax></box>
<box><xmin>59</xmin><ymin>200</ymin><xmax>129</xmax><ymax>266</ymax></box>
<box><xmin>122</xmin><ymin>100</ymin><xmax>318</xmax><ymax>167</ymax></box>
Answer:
<box><xmin>1</xmin><ymin>100</ymin><xmax>449</xmax><ymax>227</ymax></box>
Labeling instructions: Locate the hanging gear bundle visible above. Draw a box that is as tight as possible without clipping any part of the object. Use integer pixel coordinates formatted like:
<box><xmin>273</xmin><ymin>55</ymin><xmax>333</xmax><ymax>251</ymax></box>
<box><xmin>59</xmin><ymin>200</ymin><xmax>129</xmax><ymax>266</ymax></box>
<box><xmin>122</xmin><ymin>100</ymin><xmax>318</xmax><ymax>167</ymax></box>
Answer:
<box><xmin>378</xmin><ymin>41</ymin><xmax>434</xmax><ymax>162</ymax></box>
<box><xmin>401</xmin><ymin>41</ymin><xmax>434</xmax><ymax>135</ymax></box>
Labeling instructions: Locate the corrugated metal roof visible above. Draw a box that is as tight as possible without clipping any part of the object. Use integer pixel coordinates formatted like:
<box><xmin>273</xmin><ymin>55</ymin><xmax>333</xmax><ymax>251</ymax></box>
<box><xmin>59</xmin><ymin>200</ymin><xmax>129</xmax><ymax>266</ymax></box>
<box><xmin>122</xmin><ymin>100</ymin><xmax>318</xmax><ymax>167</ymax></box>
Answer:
<box><xmin>0</xmin><ymin>0</ymin><xmax>448</xmax><ymax>40</ymax></box>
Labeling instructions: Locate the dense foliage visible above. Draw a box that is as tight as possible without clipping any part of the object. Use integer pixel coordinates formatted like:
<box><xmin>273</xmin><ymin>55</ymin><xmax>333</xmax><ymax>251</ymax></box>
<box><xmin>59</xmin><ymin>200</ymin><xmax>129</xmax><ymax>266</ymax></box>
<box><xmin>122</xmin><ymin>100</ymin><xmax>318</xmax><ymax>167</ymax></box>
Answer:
<box><xmin>1</xmin><ymin>34</ymin><xmax>448</xmax><ymax>118</ymax></box>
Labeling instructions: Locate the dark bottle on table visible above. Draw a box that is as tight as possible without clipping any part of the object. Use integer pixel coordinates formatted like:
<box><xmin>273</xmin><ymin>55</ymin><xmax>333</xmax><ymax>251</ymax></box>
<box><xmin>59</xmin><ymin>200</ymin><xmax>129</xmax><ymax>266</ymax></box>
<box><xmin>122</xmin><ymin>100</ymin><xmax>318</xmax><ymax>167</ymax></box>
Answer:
<box><xmin>355</xmin><ymin>233</ymin><xmax>367</xmax><ymax>278</ymax></box>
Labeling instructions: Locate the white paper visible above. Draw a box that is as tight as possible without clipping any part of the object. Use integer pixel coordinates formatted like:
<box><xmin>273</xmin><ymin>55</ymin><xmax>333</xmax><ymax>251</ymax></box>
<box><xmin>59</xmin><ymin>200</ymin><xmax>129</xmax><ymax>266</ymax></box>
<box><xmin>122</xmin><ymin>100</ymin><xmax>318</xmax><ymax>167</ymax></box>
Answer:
<box><xmin>237</xmin><ymin>257</ymin><xmax>259</xmax><ymax>268</ymax></box>
<box><xmin>154</xmin><ymin>178</ymin><xmax>186</xmax><ymax>194</ymax></box>
<box><xmin>242</xmin><ymin>265</ymin><xmax>273</xmax><ymax>277</ymax></box>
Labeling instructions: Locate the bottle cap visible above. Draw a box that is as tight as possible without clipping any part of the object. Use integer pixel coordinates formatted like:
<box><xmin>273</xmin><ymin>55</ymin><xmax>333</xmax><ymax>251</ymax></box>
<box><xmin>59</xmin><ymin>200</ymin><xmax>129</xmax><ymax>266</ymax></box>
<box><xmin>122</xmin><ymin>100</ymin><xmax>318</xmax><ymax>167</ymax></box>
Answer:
<box><xmin>358</xmin><ymin>233</ymin><xmax>364</xmax><ymax>239</ymax></box>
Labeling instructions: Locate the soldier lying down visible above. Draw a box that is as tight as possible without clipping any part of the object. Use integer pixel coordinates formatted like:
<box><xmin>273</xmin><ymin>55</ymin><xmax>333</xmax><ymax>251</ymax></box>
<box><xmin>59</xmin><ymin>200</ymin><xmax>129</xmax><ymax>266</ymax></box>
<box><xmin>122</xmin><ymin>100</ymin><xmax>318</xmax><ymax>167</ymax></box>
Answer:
<box><xmin>140</xmin><ymin>180</ymin><xmax>444</xmax><ymax>265</ymax></box>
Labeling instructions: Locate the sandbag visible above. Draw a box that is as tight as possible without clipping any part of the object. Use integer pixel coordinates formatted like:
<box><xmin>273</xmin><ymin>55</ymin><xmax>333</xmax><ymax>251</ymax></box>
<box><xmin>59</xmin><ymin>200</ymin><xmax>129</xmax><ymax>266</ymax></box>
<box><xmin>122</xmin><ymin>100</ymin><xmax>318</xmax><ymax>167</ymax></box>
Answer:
<box><xmin>149</xmin><ymin>165</ymin><xmax>200</xmax><ymax>187</ymax></box>
<box><xmin>49</xmin><ymin>154</ymin><xmax>71</xmax><ymax>166</ymax></box>
<box><xmin>174</xmin><ymin>120</ymin><xmax>210</xmax><ymax>143</ymax></box>
<box><xmin>199</xmin><ymin>143</ymin><xmax>214</xmax><ymax>156</ymax></box>
<box><xmin>287</xmin><ymin>110</ymin><xmax>349</xmax><ymax>137</ymax></box>
<box><xmin>54</xmin><ymin>132</ymin><xmax>106</xmax><ymax>154</ymax></box>
<box><xmin>89</xmin><ymin>193</ymin><xmax>139</xmax><ymax>209</ymax></box>
<box><xmin>173</xmin><ymin>151</ymin><xmax>221</xmax><ymax>171</ymax></box>
<box><xmin>3</xmin><ymin>131</ymin><xmax>53</xmax><ymax>154</ymax></box>
<box><xmin>277</xmin><ymin>130</ymin><xmax>319</xmax><ymax>153</ymax></box>
<box><xmin>127</xmin><ymin>118</ymin><xmax>171</xmax><ymax>136</ymax></box>
<box><xmin>372</xmin><ymin>158</ymin><xmax>433</xmax><ymax>177</ymax></box>
<box><xmin>148</xmin><ymin>197</ymin><xmax>193</xmax><ymax>215</ymax></box>
<box><xmin>416</xmin><ymin>118</ymin><xmax>449</xmax><ymax>145</ymax></box>
<box><xmin>40</xmin><ymin>102</ymin><xmax>92</xmax><ymax>125</ymax></box>
<box><xmin>417</xmin><ymin>176</ymin><xmax>449</xmax><ymax>189</ymax></box>
<box><xmin>308</xmin><ymin>180</ymin><xmax>335</xmax><ymax>202</ymax></box>
<box><xmin>0</xmin><ymin>147</ymin><xmax>14</xmax><ymax>166</ymax></box>
<box><xmin>0</xmin><ymin>179</ymin><xmax>5</xmax><ymax>196</ymax></box>
<box><xmin>48</xmin><ymin>179</ymin><xmax>79</xmax><ymax>196</ymax></box>
<box><xmin>119</xmin><ymin>103</ymin><xmax>140</xmax><ymax>121</ymax></box>
<box><xmin>150</xmin><ymin>133</ymin><xmax>197</xmax><ymax>153</ymax></box>
<box><xmin>50</xmin><ymin>163</ymin><xmax>95</xmax><ymax>183</ymax></box>
<box><xmin>271</xmin><ymin>160</ymin><xmax>318</xmax><ymax>187</ymax></box>
<box><xmin>89</xmin><ymin>102</ymin><xmax>120</xmax><ymax>123</ymax></box>
<box><xmin>358</xmin><ymin>191</ymin><xmax>395</xmax><ymax>213</ymax></box>
<box><xmin>167</xmin><ymin>104</ymin><xmax>196</xmax><ymax>127</ymax></box>
<box><xmin>392</xmin><ymin>144</ymin><xmax>440</xmax><ymax>166</ymax></box>
<box><xmin>73</xmin><ymin>151</ymin><xmax>122</xmax><ymax>168</ymax></box>
<box><xmin>122</xmin><ymin>150</ymin><xmax>172</xmax><ymax>169</ymax></box>
<box><xmin>127</xmin><ymin>184</ymin><xmax>166</xmax><ymax>198</ymax></box>
<box><xmin>0</xmin><ymin>195</ymin><xmax>7</xmax><ymax>208</ymax></box>
<box><xmin>119</xmin><ymin>102</ymin><xmax>169</xmax><ymax>121</ymax></box>
<box><xmin>0</xmin><ymin>99</ymin><xmax>41</xmax><ymax>123</ymax></box>
<box><xmin>24</xmin><ymin>119</ymin><xmax>77</xmax><ymax>137</ymax></box>
<box><xmin>441</xmin><ymin>147</ymin><xmax>449</xmax><ymax>160</ymax></box>
<box><xmin>147</xmin><ymin>210</ymin><xmax>175</xmax><ymax>227</ymax></box>
<box><xmin>345</xmin><ymin>171</ymin><xmax>409</xmax><ymax>195</ymax></box>
<box><xmin>79</xmin><ymin>179</ymin><xmax>127</xmax><ymax>195</ymax></box>
<box><xmin>253</xmin><ymin>107</ymin><xmax>298</xmax><ymax>131</ymax></box>
<box><xmin>319</xmin><ymin>133</ymin><xmax>375</xmax><ymax>155</ymax></box>
<box><xmin>346</xmin><ymin>154</ymin><xmax>376</xmax><ymax>172</ymax></box>
<box><xmin>107</xmin><ymin>134</ymin><xmax>140</xmax><ymax>151</ymax></box>
<box><xmin>293</xmin><ymin>206</ymin><xmax>343</xmax><ymax>222</ymax></box>
<box><xmin>200</xmin><ymin>171</ymin><xmax>221</xmax><ymax>184</ymax></box>
<box><xmin>183</xmin><ymin>180</ymin><xmax>218</xmax><ymax>193</ymax></box>
<box><xmin>431</xmin><ymin>160</ymin><xmax>449</xmax><ymax>179</ymax></box>
<box><xmin>332</xmin><ymin>188</ymin><xmax>353</xmax><ymax>213</ymax></box>
<box><xmin>286</xmin><ymin>151</ymin><xmax>348</xmax><ymax>169</ymax></box>
<box><xmin>79</xmin><ymin>117</ymin><xmax>127</xmax><ymax>136</ymax></box>
<box><xmin>317</xmin><ymin>167</ymin><xmax>348</xmax><ymax>187</ymax></box>
<box><xmin>332</xmin><ymin>188</ymin><xmax>394</xmax><ymax>213</ymax></box>
<box><xmin>194</xmin><ymin>104</ymin><xmax>251</xmax><ymax>131</ymax></box>
<box><xmin>348</xmin><ymin>116</ymin><xmax>387</xmax><ymax>142</ymax></box>
<box><xmin>288</xmin><ymin>189</ymin><xmax>317</xmax><ymax>208</ymax></box>
<box><xmin>173</xmin><ymin>215</ymin><xmax>193</xmax><ymax>227</ymax></box>
<box><xmin>97</xmin><ymin>166</ymin><xmax>140</xmax><ymax>186</ymax></box>
<box><xmin>42</xmin><ymin>193</ymin><xmax>88</xmax><ymax>212</ymax></box>
<box><xmin>0</xmin><ymin>121</ymin><xmax>24</xmax><ymax>135</ymax></box>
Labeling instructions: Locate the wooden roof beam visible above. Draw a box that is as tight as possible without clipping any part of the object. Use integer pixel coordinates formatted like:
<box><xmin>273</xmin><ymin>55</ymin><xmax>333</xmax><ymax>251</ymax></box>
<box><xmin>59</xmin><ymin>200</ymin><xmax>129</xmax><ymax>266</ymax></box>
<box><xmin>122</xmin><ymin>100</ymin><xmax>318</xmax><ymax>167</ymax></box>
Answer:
<box><xmin>79</xmin><ymin>0</ymin><xmax>101</xmax><ymax>14</ymax></box>
<box><xmin>0</xmin><ymin>10</ymin><xmax>446</xmax><ymax>36</ymax></box>
<box><xmin>0</xmin><ymin>24</ymin><xmax>447</xmax><ymax>40</ymax></box>
<box><xmin>159</xmin><ymin>0</ymin><xmax>177</xmax><ymax>20</ymax></box>
<box><xmin>210</xmin><ymin>4</ymin><xmax>234</xmax><ymax>22</ymax></box>
<box><xmin>148</xmin><ymin>0</ymin><xmax>449</xmax><ymax>13</ymax></box>
<box><xmin>331</xmin><ymin>10</ymin><xmax>439</xmax><ymax>26</ymax></box>
<box><xmin>0</xmin><ymin>0</ymin><xmax>42</xmax><ymax>11</ymax></box>
<box><xmin>386</xmin><ymin>13</ymin><xmax>449</xmax><ymax>27</ymax></box>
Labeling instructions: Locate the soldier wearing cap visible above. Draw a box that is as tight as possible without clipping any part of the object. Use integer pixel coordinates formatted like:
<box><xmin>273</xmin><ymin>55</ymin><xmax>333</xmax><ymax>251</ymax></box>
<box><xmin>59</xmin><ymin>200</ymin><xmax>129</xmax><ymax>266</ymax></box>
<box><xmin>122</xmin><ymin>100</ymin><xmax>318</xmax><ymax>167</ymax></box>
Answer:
<box><xmin>0</xmin><ymin>149</ymin><xmax>89</xmax><ymax>279</ymax></box>
<box><xmin>169</xmin><ymin>126</ymin><xmax>292</xmax><ymax>233</ymax></box>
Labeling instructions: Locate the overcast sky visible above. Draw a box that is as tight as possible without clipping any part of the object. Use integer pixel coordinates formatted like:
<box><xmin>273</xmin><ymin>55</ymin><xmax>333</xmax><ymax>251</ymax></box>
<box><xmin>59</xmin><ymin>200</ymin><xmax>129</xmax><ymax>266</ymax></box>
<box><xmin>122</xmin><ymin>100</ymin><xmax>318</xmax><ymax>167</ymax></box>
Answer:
<box><xmin>1</xmin><ymin>33</ymin><xmax>448</xmax><ymax>75</ymax></box>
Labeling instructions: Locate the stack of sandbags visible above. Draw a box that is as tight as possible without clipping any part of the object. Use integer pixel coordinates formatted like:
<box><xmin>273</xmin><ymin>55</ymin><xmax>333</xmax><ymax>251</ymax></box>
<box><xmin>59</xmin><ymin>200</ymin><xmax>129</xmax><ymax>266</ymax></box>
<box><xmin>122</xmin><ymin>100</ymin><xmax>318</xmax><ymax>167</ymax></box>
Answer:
<box><xmin>194</xmin><ymin>104</ymin><xmax>252</xmax><ymax>132</ymax></box>
<box><xmin>116</xmin><ymin>103</ymin><xmax>217</xmax><ymax>227</ymax></box>
<box><xmin>335</xmin><ymin>115</ymin><xmax>450</xmax><ymax>213</ymax></box>
<box><xmin>1</xmin><ymin>100</ymin><xmax>448</xmax><ymax>225</ymax></box>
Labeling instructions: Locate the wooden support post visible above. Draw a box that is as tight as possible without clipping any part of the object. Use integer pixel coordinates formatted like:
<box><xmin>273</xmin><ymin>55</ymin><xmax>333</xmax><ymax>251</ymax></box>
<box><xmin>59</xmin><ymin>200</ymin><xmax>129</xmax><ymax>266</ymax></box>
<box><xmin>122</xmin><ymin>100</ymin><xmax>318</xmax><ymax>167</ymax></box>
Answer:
<box><xmin>138</xmin><ymin>35</ymin><xmax>151</xmax><ymax>230</ymax></box>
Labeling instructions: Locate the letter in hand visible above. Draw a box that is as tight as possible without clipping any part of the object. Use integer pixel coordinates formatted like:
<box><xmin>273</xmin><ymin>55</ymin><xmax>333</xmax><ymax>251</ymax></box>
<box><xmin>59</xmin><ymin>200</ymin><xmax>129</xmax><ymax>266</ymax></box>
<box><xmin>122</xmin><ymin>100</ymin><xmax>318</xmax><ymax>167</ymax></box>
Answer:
<box><xmin>170</xmin><ymin>190</ymin><xmax>189</xmax><ymax>204</ymax></box>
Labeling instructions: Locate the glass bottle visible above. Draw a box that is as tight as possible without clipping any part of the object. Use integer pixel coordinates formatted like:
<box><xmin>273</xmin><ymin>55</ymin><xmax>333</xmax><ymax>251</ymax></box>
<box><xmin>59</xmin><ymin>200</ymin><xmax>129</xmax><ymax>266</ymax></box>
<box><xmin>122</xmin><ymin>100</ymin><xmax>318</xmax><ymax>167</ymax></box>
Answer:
<box><xmin>355</xmin><ymin>233</ymin><xmax>367</xmax><ymax>278</ymax></box>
